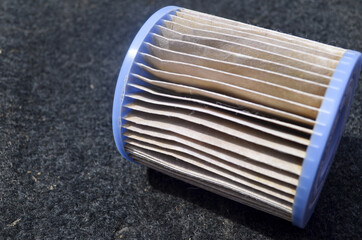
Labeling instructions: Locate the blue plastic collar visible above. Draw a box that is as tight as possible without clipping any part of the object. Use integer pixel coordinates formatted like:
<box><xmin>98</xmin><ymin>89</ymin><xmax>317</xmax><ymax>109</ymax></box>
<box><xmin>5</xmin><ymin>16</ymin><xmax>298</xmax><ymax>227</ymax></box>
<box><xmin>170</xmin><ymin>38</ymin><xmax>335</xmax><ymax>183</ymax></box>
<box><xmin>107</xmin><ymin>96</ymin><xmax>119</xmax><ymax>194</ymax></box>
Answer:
<box><xmin>112</xmin><ymin>6</ymin><xmax>180</xmax><ymax>161</ymax></box>
<box><xmin>292</xmin><ymin>50</ymin><xmax>362</xmax><ymax>228</ymax></box>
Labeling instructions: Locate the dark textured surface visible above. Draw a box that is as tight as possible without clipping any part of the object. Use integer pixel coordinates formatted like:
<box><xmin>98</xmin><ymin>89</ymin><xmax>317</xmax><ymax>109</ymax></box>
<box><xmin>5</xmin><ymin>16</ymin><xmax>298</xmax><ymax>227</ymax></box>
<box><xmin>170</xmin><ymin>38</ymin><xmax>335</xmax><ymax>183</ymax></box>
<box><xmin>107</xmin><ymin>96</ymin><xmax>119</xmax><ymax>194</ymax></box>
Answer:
<box><xmin>1</xmin><ymin>0</ymin><xmax>361</xmax><ymax>239</ymax></box>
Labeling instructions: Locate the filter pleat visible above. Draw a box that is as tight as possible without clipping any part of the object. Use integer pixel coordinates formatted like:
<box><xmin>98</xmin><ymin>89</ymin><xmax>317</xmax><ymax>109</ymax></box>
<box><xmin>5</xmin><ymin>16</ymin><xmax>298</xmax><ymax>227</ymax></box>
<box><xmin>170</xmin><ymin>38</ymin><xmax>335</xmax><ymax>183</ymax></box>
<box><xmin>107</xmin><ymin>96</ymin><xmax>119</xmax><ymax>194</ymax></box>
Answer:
<box><xmin>125</xmin><ymin>135</ymin><xmax>295</xmax><ymax>203</ymax></box>
<box><xmin>141</xmin><ymin>53</ymin><xmax>324</xmax><ymax>107</ymax></box>
<box><xmin>127</xmin><ymin>147</ymin><xmax>293</xmax><ymax>221</ymax></box>
<box><xmin>127</xmin><ymin>83</ymin><xmax>314</xmax><ymax>135</ymax></box>
<box><xmin>124</xmin><ymin>122</ymin><xmax>300</xmax><ymax>187</ymax></box>
<box><xmin>167</xmin><ymin>15</ymin><xmax>341</xmax><ymax>60</ymax></box>
<box><xmin>125</xmin><ymin>100</ymin><xmax>307</xmax><ymax>158</ymax></box>
<box><xmin>137</xmin><ymin>63</ymin><xmax>319</xmax><ymax>118</ymax></box>
<box><xmin>162</xmin><ymin>19</ymin><xmax>339</xmax><ymax>69</ymax></box>
<box><xmin>179</xmin><ymin>9</ymin><xmax>345</xmax><ymax>56</ymax></box>
<box><xmin>124</xmin><ymin>111</ymin><xmax>303</xmax><ymax>175</ymax></box>
<box><xmin>151</xmin><ymin>34</ymin><xmax>333</xmax><ymax>84</ymax></box>
<box><xmin>145</xmin><ymin>43</ymin><xmax>328</xmax><ymax>95</ymax></box>
<box><xmin>156</xmin><ymin>27</ymin><xmax>336</xmax><ymax>76</ymax></box>
<box><xmin>126</xmin><ymin>91</ymin><xmax>311</xmax><ymax>145</ymax></box>
<box><xmin>132</xmin><ymin>73</ymin><xmax>316</xmax><ymax>125</ymax></box>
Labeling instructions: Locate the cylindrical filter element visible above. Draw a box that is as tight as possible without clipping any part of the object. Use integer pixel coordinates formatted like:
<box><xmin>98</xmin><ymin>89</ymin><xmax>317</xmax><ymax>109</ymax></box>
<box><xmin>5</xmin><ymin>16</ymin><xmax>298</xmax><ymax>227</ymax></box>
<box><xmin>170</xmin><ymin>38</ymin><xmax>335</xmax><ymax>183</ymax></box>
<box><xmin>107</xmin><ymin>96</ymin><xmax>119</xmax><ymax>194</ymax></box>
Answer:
<box><xmin>112</xmin><ymin>6</ymin><xmax>362</xmax><ymax>228</ymax></box>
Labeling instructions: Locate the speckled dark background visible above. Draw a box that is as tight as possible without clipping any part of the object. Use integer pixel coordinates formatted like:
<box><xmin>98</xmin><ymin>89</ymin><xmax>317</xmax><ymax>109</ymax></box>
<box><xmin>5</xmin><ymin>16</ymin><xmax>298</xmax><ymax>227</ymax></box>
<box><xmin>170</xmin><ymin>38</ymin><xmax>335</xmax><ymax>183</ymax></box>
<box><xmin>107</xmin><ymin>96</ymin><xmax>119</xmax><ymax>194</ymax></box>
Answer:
<box><xmin>1</xmin><ymin>0</ymin><xmax>361</xmax><ymax>239</ymax></box>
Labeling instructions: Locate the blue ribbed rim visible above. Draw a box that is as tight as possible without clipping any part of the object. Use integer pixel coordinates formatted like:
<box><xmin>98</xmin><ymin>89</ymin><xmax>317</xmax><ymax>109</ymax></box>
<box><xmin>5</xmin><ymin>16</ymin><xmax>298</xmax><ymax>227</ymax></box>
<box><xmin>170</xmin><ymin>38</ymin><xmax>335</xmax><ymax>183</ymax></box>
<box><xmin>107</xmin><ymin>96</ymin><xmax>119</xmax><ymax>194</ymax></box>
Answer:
<box><xmin>292</xmin><ymin>50</ymin><xmax>362</xmax><ymax>228</ymax></box>
<box><xmin>112</xmin><ymin>6</ymin><xmax>180</xmax><ymax>161</ymax></box>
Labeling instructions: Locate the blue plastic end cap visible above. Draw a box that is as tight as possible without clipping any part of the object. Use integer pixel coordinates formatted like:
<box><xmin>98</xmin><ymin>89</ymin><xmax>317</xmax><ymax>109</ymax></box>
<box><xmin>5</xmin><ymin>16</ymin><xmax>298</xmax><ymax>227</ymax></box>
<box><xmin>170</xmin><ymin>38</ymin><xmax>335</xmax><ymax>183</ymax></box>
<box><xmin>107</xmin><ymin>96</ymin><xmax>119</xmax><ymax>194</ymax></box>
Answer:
<box><xmin>112</xmin><ymin>6</ymin><xmax>180</xmax><ymax>161</ymax></box>
<box><xmin>292</xmin><ymin>50</ymin><xmax>362</xmax><ymax>228</ymax></box>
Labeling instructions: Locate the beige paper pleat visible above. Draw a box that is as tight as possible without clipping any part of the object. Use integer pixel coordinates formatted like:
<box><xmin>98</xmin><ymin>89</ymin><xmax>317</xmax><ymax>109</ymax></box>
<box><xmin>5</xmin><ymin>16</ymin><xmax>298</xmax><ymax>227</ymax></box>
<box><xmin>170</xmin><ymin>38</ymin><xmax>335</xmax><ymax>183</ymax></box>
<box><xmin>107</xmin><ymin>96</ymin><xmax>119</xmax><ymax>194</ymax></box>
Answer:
<box><xmin>162</xmin><ymin>19</ymin><xmax>339</xmax><ymax>69</ymax></box>
<box><xmin>146</xmin><ymin>43</ymin><xmax>328</xmax><ymax>96</ymax></box>
<box><xmin>142</xmin><ymin>53</ymin><xmax>323</xmax><ymax>107</ymax></box>
<box><xmin>125</xmin><ymin>136</ymin><xmax>294</xmax><ymax>203</ymax></box>
<box><xmin>128</xmin><ymin>83</ymin><xmax>314</xmax><ymax>135</ymax></box>
<box><xmin>137</xmin><ymin>63</ymin><xmax>319</xmax><ymax>118</ymax></box>
<box><xmin>125</xmin><ymin>144</ymin><xmax>293</xmax><ymax>210</ymax></box>
<box><xmin>132</xmin><ymin>73</ymin><xmax>316</xmax><ymax>125</ymax></box>
<box><xmin>124</xmin><ymin>111</ymin><xmax>303</xmax><ymax>175</ymax></box>
<box><xmin>125</xmin><ymin>130</ymin><xmax>298</xmax><ymax>195</ymax></box>
<box><xmin>151</xmin><ymin>34</ymin><xmax>332</xmax><ymax>84</ymax></box>
<box><xmin>178</xmin><ymin>9</ymin><xmax>345</xmax><ymax>56</ymax></box>
<box><xmin>168</xmin><ymin>15</ymin><xmax>341</xmax><ymax>60</ymax></box>
<box><xmin>124</xmin><ymin>122</ymin><xmax>300</xmax><ymax>187</ymax></box>
<box><xmin>127</xmin><ymin>146</ymin><xmax>293</xmax><ymax>220</ymax></box>
<box><xmin>157</xmin><ymin>27</ymin><xmax>335</xmax><ymax>76</ymax></box>
<box><xmin>126</xmin><ymin>90</ymin><xmax>311</xmax><ymax>145</ymax></box>
<box><xmin>125</xmin><ymin>100</ymin><xmax>306</xmax><ymax>158</ymax></box>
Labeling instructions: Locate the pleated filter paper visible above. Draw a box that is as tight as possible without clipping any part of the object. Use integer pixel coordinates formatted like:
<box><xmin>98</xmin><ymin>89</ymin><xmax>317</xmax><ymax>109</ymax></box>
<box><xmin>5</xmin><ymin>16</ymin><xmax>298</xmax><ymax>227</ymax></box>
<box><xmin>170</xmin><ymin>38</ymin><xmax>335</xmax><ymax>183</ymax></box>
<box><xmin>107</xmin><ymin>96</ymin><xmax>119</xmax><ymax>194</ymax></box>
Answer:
<box><xmin>112</xmin><ymin>7</ymin><xmax>362</xmax><ymax>228</ymax></box>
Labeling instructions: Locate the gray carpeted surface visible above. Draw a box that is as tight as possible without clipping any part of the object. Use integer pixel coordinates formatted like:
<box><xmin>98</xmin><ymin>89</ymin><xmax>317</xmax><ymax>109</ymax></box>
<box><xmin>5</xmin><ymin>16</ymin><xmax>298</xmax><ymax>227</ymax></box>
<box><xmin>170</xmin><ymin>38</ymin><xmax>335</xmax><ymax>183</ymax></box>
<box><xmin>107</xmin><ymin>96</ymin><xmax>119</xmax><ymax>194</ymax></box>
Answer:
<box><xmin>1</xmin><ymin>0</ymin><xmax>361</xmax><ymax>239</ymax></box>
